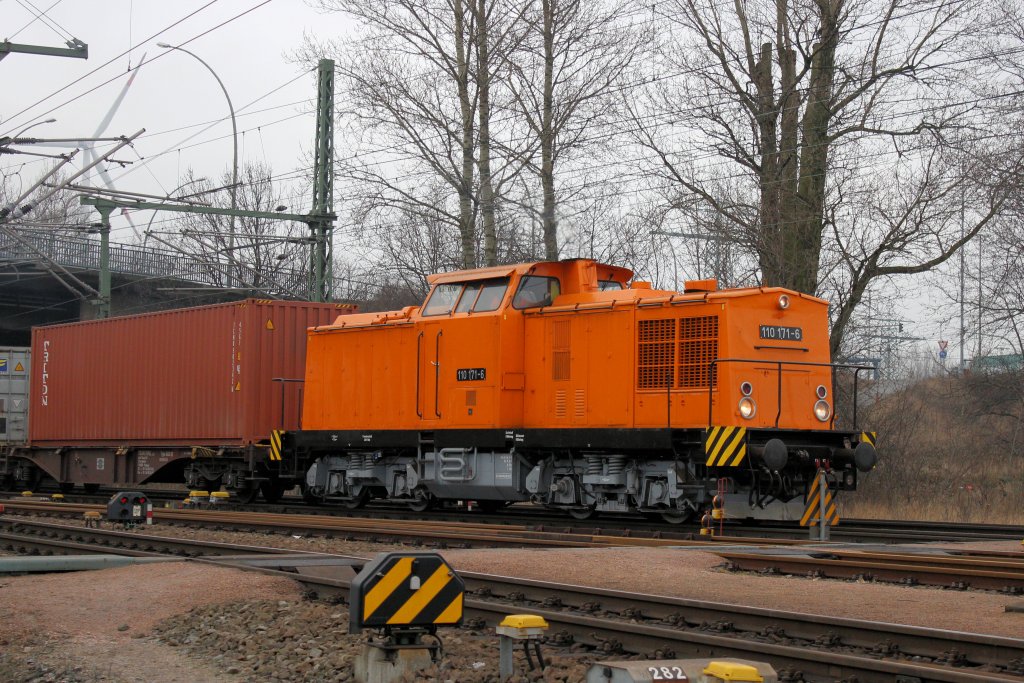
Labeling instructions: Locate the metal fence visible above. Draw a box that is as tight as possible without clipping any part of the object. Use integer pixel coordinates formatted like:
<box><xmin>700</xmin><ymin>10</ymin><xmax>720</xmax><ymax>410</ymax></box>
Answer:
<box><xmin>0</xmin><ymin>230</ymin><xmax>222</xmax><ymax>285</ymax></box>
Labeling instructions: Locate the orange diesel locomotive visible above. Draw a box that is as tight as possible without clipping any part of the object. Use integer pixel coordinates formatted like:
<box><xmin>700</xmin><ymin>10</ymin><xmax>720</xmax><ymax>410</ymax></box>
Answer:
<box><xmin>286</xmin><ymin>259</ymin><xmax>876</xmax><ymax>522</ymax></box>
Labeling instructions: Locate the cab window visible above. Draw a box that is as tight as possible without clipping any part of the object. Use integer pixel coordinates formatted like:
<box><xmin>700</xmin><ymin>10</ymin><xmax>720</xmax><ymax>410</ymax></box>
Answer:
<box><xmin>422</xmin><ymin>283</ymin><xmax>462</xmax><ymax>316</ymax></box>
<box><xmin>425</xmin><ymin>278</ymin><xmax>510</xmax><ymax>316</ymax></box>
<box><xmin>454</xmin><ymin>283</ymin><xmax>483</xmax><ymax>313</ymax></box>
<box><xmin>512</xmin><ymin>276</ymin><xmax>561</xmax><ymax>309</ymax></box>
<box><xmin>473</xmin><ymin>279</ymin><xmax>508</xmax><ymax>311</ymax></box>
<box><xmin>598</xmin><ymin>279</ymin><xmax>623</xmax><ymax>291</ymax></box>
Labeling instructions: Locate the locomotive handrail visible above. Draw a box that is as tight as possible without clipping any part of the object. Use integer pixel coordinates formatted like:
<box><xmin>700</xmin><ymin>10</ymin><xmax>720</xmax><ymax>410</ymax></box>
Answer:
<box><xmin>434</xmin><ymin>330</ymin><xmax>443</xmax><ymax>418</ymax></box>
<box><xmin>415</xmin><ymin>332</ymin><xmax>423</xmax><ymax>418</ymax></box>
<box><xmin>705</xmin><ymin>358</ymin><xmax>873</xmax><ymax>430</ymax></box>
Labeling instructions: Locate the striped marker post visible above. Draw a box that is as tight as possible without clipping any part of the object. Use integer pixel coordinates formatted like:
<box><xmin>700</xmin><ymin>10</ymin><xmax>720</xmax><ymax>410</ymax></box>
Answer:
<box><xmin>350</xmin><ymin>552</ymin><xmax>464</xmax><ymax>635</ymax></box>
<box><xmin>800</xmin><ymin>468</ymin><xmax>839</xmax><ymax>540</ymax></box>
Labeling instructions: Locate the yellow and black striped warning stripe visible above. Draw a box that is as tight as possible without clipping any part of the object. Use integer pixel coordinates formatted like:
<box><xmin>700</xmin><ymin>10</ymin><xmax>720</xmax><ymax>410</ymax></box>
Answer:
<box><xmin>269</xmin><ymin>430</ymin><xmax>284</xmax><ymax>461</ymax></box>
<box><xmin>800</xmin><ymin>470</ymin><xmax>840</xmax><ymax>527</ymax></box>
<box><xmin>357</xmin><ymin>555</ymin><xmax>463</xmax><ymax>629</ymax></box>
<box><xmin>859</xmin><ymin>431</ymin><xmax>877</xmax><ymax>447</ymax></box>
<box><xmin>704</xmin><ymin>426</ymin><xmax>747</xmax><ymax>467</ymax></box>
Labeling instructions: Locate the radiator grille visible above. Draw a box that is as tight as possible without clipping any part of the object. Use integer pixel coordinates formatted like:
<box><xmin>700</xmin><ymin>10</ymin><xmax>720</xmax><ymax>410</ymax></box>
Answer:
<box><xmin>678</xmin><ymin>316</ymin><xmax>719</xmax><ymax>388</ymax></box>
<box><xmin>637</xmin><ymin>319</ymin><xmax>675</xmax><ymax>388</ymax></box>
<box><xmin>637</xmin><ymin>316</ymin><xmax>718</xmax><ymax>389</ymax></box>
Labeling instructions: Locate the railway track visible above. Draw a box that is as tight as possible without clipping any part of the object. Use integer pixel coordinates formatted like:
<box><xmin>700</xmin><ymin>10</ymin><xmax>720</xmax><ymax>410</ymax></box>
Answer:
<box><xmin>0</xmin><ymin>499</ymin><xmax>801</xmax><ymax>549</ymax></box>
<box><xmin>1</xmin><ymin>517</ymin><xmax>1022</xmax><ymax>683</ymax></box>
<box><xmin>20</xmin><ymin>487</ymin><xmax>1024</xmax><ymax>544</ymax></box>
<box><xmin>718</xmin><ymin>547</ymin><xmax>1024</xmax><ymax>592</ymax></box>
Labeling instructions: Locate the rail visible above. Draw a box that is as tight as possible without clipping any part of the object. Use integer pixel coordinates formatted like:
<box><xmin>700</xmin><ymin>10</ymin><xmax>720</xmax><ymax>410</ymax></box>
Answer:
<box><xmin>706</xmin><ymin>358</ymin><xmax>873</xmax><ymax>429</ymax></box>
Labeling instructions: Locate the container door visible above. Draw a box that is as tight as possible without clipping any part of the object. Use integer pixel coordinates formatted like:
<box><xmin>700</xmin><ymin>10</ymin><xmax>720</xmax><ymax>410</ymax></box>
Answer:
<box><xmin>418</xmin><ymin>322</ymin><xmax>444</xmax><ymax>422</ymax></box>
<box><xmin>0</xmin><ymin>349</ymin><xmax>29</xmax><ymax>443</ymax></box>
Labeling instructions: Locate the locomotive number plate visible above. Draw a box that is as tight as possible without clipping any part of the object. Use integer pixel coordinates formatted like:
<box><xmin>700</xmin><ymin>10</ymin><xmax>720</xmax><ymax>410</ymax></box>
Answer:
<box><xmin>456</xmin><ymin>368</ymin><xmax>487</xmax><ymax>381</ymax></box>
<box><xmin>759</xmin><ymin>325</ymin><xmax>803</xmax><ymax>341</ymax></box>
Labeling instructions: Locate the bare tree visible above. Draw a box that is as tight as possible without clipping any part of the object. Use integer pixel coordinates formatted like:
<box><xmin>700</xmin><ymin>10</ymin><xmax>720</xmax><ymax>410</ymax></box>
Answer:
<box><xmin>504</xmin><ymin>0</ymin><xmax>648</xmax><ymax>259</ymax></box>
<box><xmin>631</xmin><ymin>0</ymin><xmax>1019</xmax><ymax>352</ymax></box>
<box><xmin>154</xmin><ymin>164</ymin><xmax>308</xmax><ymax>297</ymax></box>
<box><xmin>304</xmin><ymin>0</ymin><xmax>483</xmax><ymax>268</ymax></box>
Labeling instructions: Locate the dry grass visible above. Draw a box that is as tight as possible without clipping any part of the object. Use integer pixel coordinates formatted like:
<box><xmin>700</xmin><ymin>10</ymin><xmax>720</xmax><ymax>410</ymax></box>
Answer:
<box><xmin>841</xmin><ymin>370</ymin><xmax>1024</xmax><ymax>524</ymax></box>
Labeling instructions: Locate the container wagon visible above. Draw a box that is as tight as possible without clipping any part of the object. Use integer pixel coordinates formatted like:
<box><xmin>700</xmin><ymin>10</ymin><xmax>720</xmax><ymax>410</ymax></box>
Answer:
<box><xmin>0</xmin><ymin>299</ymin><xmax>354</xmax><ymax>502</ymax></box>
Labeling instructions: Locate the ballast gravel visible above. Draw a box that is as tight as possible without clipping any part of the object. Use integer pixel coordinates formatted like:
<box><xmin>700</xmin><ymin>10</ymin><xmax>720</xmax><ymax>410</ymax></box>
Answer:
<box><xmin>154</xmin><ymin>598</ymin><xmax>594</xmax><ymax>682</ymax></box>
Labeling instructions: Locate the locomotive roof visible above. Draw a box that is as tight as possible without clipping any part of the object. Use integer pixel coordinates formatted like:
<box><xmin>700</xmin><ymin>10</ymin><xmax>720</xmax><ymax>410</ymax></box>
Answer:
<box><xmin>426</xmin><ymin>259</ymin><xmax>633</xmax><ymax>285</ymax></box>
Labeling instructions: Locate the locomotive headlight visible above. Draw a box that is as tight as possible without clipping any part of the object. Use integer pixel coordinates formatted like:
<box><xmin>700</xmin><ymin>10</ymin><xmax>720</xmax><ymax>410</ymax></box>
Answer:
<box><xmin>738</xmin><ymin>396</ymin><xmax>757</xmax><ymax>419</ymax></box>
<box><xmin>813</xmin><ymin>399</ymin><xmax>832</xmax><ymax>422</ymax></box>
<box><xmin>777</xmin><ymin>294</ymin><xmax>790</xmax><ymax>310</ymax></box>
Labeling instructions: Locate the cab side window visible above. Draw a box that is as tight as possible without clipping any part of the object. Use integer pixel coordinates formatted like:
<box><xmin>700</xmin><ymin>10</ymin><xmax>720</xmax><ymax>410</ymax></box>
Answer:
<box><xmin>598</xmin><ymin>279</ymin><xmax>623</xmax><ymax>291</ymax></box>
<box><xmin>473</xmin><ymin>279</ymin><xmax>508</xmax><ymax>311</ymax></box>
<box><xmin>425</xmin><ymin>278</ymin><xmax>510</xmax><ymax>315</ymax></box>
<box><xmin>422</xmin><ymin>284</ymin><xmax>462</xmax><ymax>316</ymax></box>
<box><xmin>512</xmin><ymin>276</ymin><xmax>561</xmax><ymax>309</ymax></box>
<box><xmin>454</xmin><ymin>283</ymin><xmax>483</xmax><ymax>313</ymax></box>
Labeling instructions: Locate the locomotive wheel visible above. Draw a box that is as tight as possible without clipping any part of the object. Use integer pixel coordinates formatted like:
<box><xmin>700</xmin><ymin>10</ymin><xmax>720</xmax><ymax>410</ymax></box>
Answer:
<box><xmin>407</xmin><ymin>490</ymin><xmax>434</xmax><ymax>513</ymax></box>
<box><xmin>660</xmin><ymin>508</ymin><xmax>694</xmax><ymax>525</ymax></box>
<box><xmin>340</xmin><ymin>490</ymin><xmax>370</xmax><ymax>510</ymax></box>
<box><xmin>476</xmin><ymin>500</ymin><xmax>510</xmax><ymax>513</ymax></box>
<box><xmin>567</xmin><ymin>507</ymin><xmax>597</xmax><ymax>521</ymax></box>
<box><xmin>300</xmin><ymin>483</ymin><xmax>319</xmax><ymax>505</ymax></box>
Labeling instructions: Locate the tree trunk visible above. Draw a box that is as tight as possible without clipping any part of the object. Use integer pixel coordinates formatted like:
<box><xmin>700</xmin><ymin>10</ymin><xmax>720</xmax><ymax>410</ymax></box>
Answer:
<box><xmin>789</xmin><ymin>4</ymin><xmax>838</xmax><ymax>294</ymax></box>
<box><xmin>454</xmin><ymin>0</ymin><xmax>477</xmax><ymax>269</ymax></box>
<box><xmin>540</xmin><ymin>0</ymin><xmax>558</xmax><ymax>260</ymax></box>
<box><xmin>476</xmin><ymin>0</ymin><xmax>497</xmax><ymax>266</ymax></box>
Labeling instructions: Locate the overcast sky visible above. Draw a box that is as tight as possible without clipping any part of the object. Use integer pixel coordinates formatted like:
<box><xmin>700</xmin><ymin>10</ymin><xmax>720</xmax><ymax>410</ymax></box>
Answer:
<box><xmin>0</xmin><ymin>1</ymin><xmax>987</xmax><ymax>362</ymax></box>
<box><xmin>2</xmin><ymin>0</ymin><xmax>352</xmax><ymax>239</ymax></box>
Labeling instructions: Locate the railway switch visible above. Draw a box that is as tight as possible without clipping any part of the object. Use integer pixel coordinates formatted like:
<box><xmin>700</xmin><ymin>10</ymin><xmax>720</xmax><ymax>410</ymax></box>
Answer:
<box><xmin>496</xmin><ymin>614</ymin><xmax>549</xmax><ymax>680</ymax></box>
<box><xmin>106</xmin><ymin>491</ymin><xmax>151</xmax><ymax>528</ymax></box>
<box><xmin>585</xmin><ymin>658</ymin><xmax>777</xmax><ymax>683</ymax></box>
<box><xmin>349</xmin><ymin>552</ymin><xmax>464</xmax><ymax>683</ymax></box>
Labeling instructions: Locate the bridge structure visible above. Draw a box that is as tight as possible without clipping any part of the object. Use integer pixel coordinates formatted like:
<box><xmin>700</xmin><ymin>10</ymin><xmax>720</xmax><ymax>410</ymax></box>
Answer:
<box><xmin>0</xmin><ymin>229</ymin><xmax>270</xmax><ymax>346</ymax></box>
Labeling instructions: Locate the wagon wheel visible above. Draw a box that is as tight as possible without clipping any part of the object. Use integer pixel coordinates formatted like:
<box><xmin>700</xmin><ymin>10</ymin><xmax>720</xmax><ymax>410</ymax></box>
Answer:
<box><xmin>59</xmin><ymin>482</ymin><xmax>75</xmax><ymax>493</ymax></box>
<box><xmin>260</xmin><ymin>480</ymin><xmax>287</xmax><ymax>504</ymax></box>
<box><xmin>230</xmin><ymin>483</ymin><xmax>260</xmax><ymax>505</ymax></box>
<box><xmin>407</xmin><ymin>489</ymin><xmax>434</xmax><ymax>513</ymax></box>
<box><xmin>83</xmin><ymin>483</ymin><xmax>101</xmax><ymax>494</ymax></box>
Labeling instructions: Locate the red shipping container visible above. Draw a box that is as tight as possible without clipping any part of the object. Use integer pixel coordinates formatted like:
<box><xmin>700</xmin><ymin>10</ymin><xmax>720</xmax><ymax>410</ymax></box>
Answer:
<box><xmin>29</xmin><ymin>299</ymin><xmax>351</xmax><ymax>447</ymax></box>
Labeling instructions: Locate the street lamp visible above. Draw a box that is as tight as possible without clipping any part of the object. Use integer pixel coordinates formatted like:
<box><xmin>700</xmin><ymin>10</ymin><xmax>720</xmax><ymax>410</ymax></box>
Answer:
<box><xmin>0</xmin><ymin>118</ymin><xmax>57</xmax><ymax>147</ymax></box>
<box><xmin>157</xmin><ymin>42</ymin><xmax>238</xmax><ymax>285</ymax></box>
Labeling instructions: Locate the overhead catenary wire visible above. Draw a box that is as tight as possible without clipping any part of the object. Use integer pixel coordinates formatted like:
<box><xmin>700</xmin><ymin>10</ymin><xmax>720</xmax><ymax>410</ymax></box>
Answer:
<box><xmin>7</xmin><ymin>0</ymin><xmax>71</xmax><ymax>42</ymax></box>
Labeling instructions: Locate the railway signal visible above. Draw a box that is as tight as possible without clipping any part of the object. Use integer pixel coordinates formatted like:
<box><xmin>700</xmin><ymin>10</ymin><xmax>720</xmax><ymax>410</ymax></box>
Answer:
<box><xmin>106</xmin><ymin>491</ymin><xmax>151</xmax><ymax>528</ymax></box>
